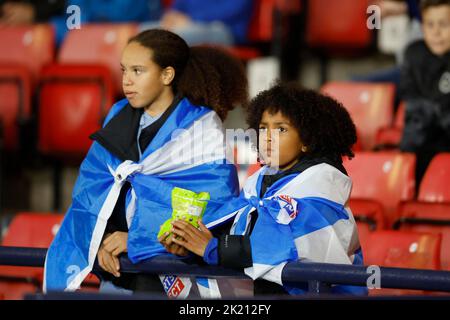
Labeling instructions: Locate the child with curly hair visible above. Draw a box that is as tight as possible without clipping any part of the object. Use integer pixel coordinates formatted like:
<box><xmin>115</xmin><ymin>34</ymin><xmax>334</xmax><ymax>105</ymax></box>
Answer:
<box><xmin>168</xmin><ymin>83</ymin><xmax>368</xmax><ymax>296</ymax></box>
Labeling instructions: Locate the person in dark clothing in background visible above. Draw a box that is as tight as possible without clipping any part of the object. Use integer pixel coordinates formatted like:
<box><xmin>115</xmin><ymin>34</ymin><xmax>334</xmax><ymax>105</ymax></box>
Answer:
<box><xmin>0</xmin><ymin>0</ymin><xmax>65</xmax><ymax>25</ymax></box>
<box><xmin>399</xmin><ymin>0</ymin><xmax>450</xmax><ymax>186</ymax></box>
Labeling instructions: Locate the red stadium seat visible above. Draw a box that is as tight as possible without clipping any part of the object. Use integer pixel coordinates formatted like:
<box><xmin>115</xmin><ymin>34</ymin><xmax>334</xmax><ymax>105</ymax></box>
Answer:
<box><xmin>0</xmin><ymin>66</ymin><xmax>32</xmax><ymax>151</ymax></box>
<box><xmin>344</xmin><ymin>152</ymin><xmax>416</xmax><ymax>227</ymax></box>
<box><xmin>364</xmin><ymin>230</ymin><xmax>441</xmax><ymax>269</ymax></box>
<box><xmin>58</xmin><ymin>23</ymin><xmax>138</xmax><ymax>94</ymax></box>
<box><xmin>394</xmin><ymin>101</ymin><xmax>406</xmax><ymax>129</ymax></box>
<box><xmin>306</xmin><ymin>0</ymin><xmax>372</xmax><ymax>49</ymax></box>
<box><xmin>228</xmin><ymin>0</ymin><xmax>302</xmax><ymax>61</ymax></box>
<box><xmin>363</xmin><ymin>230</ymin><xmax>441</xmax><ymax>295</ymax></box>
<box><xmin>396</xmin><ymin>202</ymin><xmax>450</xmax><ymax>271</ymax></box>
<box><xmin>374</xmin><ymin>101</ymin><xmax>406</xmax><ymax>149</ymax></box>
<box><xmin>0</xmin><ymin>25</ymin><xmax>55</xmax><ymax>81</ymax></box>
<box><xmin>306</xmin><ymin>0</ymin><xmax>373</xmax><ymax>84</ymax></box>
<box><xmin>1</xmin><ymin>212</ymin><xmax>63</xmax><ymax>247</ymax></box>
<box><xmin>321</xmin><ymin>82</ymin><xmax>395</xmax><ymax>150</ymax></box>
<box><xmin>418</xmin><ymin>153</ymin><xmax>450</xmax><ymax>203</ymax></box>
<box><xmin>0</xmin><ymin>212</ymin><xmax>100</xmax><ymax>299</ymax></box>
<box><xmin>394</xmin><ymin>153</ymin><xmax>450</xmax><ymax>270</ymax></box>
<box><xmin>225</xmin><ymin>0</ymin><xmax>276</xmax><ymax>61</ymax></box>
<box><xmin>0</xmin><ymin>212</ymin><xmax>63</xmax><ymax>300</ymax></box>
<box><xmin>352</xmin><ymin>132</ymin><xmax>363</xmax><ymax>152</ymax></box>
<box><xmin>350</xmin><ymin>199</ymin><xmax>386</xmax><ymax>247</ymax></box>
<box><xmin>375</xmin><ymin>127</ymin><xmax>402</xmax><ymax>150</ymax></box>
<box><xmin>38</xmin><ymin>64</ymin><xmax>115</xmax><ymax>158</ymax></box>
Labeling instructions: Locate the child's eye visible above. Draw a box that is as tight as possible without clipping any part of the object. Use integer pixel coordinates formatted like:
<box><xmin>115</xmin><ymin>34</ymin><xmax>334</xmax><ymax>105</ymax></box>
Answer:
<box><xmin>259</xmin><ymin>127</ymin><xmax>267</xmax><ymax>132</ymax></box>
<box><xmin>133</xmin><ymin>69</ymin><xmax>141</xmax><ymax>75</ymax></box>
<box><xmin>278</xmin><ymin>127</ymin><xmax>287</xmax><ymax>133</ymax></box>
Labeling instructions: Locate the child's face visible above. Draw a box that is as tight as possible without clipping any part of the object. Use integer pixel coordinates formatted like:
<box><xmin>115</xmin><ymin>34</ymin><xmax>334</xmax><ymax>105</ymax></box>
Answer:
<box><xmin>422</xmin><ymin>5</ymin><xmax>450</xmax><ymax>56</ymax></box>
<box><xmin>120</xmin><ymin>42</ymin><xmax>167</xmax><ymax>109</ymax></box>
<box><xmin>258</xmin><ymin>110</ymin><xmax>305</xmax><ymax>171</ymax></box>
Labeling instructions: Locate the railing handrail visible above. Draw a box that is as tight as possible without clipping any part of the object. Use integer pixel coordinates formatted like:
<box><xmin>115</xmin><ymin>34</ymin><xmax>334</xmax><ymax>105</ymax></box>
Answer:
<box><xmin>1</xmin><ymin>246</ymin><xmax>450</xmax><ymax>292</ymax></box>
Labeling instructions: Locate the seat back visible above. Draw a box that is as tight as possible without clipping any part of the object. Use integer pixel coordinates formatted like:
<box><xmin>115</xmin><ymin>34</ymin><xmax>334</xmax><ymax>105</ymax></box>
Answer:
<box><xmin>363</xmin><ymin>230</ymin><xmax>441</xmax><ymax>270</ymax></box>
<box><xmin>0</xmin><ymin>66</ymin><xmax>32</xmax><ymax>150</ymax></box>
<box><xmin>397</xmin><ymin>201</ymin><xmax>450</xmax><ymax>270</ymax></box>
<box><xmin>321</xmin><ymin>82</ymin><xmax>395</xmax><ymax>150</ymax></box>
<box><xmin>350</xmin><ymin>199</ymin><xmax>386</xmax><ymax>247</ymax></box>
<box><xmin>306</xmin><ymin>0</ymin><xmax>372</xmax><ymax>49</ymax></box>
<box><xmin>37</xmin><ymin>64</ymin><xmax>114</xmax><ymax>158</ymax></box>
<box><xmin>1</xmin><ymin>212</ymin><xmax>63</xmax><ymax>247</ymax></box>
<box><xmin>394</xmin><ymin>101</ymin><xmax>405</xmax><ymax>129</ymax></box>
<box><xmin>58</xmin><ymin>24</ymin><xmax>138</xmax><ymax>93</ymax></box>
<box><xmin>363</xmin><ymin>230</ymin><xmax>442</xmax><ymax>296</ymax></box>
<box><xmin>0</xmin><ymin>212</ymin><xmax>63</xmax><ymax>300</ymax></box>
<box><xmin>344</xmin><ymin>152</ymin><xmax>416</xmax><ymax>226</ymax></box>
<box><xmin>418</xmin><ymin>153</ymin><xmax>450</xmax><ymax>203</ymax></box>
<box><xmin>0</xmin><ymin>25</ymin><xmax>54</xmax><ymax>80</ymax></box>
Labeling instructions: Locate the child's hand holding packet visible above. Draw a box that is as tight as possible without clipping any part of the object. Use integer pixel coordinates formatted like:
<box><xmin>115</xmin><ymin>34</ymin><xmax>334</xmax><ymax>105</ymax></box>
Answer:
<box><xmin>158</xmin><ymin>187</ymin><xmax>210</xmax><ymax>240</ymax></box>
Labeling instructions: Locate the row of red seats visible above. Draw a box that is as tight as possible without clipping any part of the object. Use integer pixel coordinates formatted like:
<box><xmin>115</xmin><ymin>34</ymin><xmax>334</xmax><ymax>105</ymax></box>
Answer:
<box><xmin>0</xmin><ymin>0</ymin><xmax>296</xmax><ymax>152</ymax></box>
<box><xmin>0</xmin><ymin>212</ymin><xmax>98</xmax><ymax>300</ymax></box>
<box><xmin>347</xmin><ymin>152</ymin><xmax>450</xmax><ymax>274</ymax></box>
<box><xmin>0</xmin><ymin>0</ymin><xmax>374</xmax><ymax>153</ymax></box>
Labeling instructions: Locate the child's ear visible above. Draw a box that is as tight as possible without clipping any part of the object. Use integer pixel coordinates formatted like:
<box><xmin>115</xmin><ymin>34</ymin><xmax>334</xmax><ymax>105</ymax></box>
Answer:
<box><xmin>162</xmin><ymin>66</ymin><xmax>175</xmax><ymax>86</ymax></box>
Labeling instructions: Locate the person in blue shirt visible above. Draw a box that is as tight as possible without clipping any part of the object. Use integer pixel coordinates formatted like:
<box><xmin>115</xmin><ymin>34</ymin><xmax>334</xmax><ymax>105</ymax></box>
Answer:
<box><xmin>51</xmin><ymin>0</ymin><xmax>162</xmax><ymax>46</ymax></box>
<box><xmin>140</xmin><ymin>0</ymin><xmax>254</xmax><ymax>46</ymax></box>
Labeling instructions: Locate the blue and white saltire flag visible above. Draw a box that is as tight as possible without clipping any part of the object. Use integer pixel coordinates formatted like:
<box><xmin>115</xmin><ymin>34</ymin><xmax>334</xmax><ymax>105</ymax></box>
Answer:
<box><xmin>43</xmin><ymin>98</ymin><xmax>239</xmax><ymax>297</ymax></box>
<box><xmin>207</xmin><ymin>163</ymin><xmax>367</xmax><ymax>295</ymax></box>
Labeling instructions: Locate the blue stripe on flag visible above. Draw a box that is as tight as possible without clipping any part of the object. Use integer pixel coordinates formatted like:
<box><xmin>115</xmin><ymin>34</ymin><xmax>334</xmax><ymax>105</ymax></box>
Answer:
<box><xmin>290</xmin><ymin>197</ymin><xmax>350</xmax><ymax>239</ymax></box>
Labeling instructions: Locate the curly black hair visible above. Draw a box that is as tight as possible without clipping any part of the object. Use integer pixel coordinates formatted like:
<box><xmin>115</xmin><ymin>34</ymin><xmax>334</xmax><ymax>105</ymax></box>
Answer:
<box><xmin>178</xmin><ymin>45</ymin><xmax>248</xmax><ymax>121</ymax></box>
<box><xmin>129</xmin><ymin>29</ymin><xmax>248</xmax><ymax>120</ymax></box>
<box><xmin>246</xmin><ymin>82</ymin><xmax>357</xmax><ymax>160</ymax></box>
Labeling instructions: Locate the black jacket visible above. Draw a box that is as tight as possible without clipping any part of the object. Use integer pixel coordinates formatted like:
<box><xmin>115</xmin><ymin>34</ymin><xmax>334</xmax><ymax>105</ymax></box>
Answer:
<box><xmin>399</xmin><ymin>40</ymin><xmax>450</xmax><ymax>152</ymax></box>
<box><xmin>0</xmin><ymin>0</ymin><xmax>66</xmax><ymax>22</ymax></box>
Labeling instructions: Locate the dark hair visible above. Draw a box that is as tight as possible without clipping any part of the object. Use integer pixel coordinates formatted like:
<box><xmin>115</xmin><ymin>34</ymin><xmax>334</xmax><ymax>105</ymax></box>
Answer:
<box><xmin>246</xmin><ymin>83</ymin><xmax>357</xmax><ymax>160</ymax></box>
<box><xmin>421</xmin><ymin>0</ymin><xmax>450</xmax><ymax>12</ymax></box>
<box><xmin>128</xmin><ymin>29</ymin><xmax>248</xmax><ymax>120</ymax></box>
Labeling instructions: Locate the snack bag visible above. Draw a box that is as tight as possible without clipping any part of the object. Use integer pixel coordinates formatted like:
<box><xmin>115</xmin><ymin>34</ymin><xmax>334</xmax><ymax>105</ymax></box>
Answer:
<box><xmin>158</xmin><ymin>187</ymin><xmax>210</xmax><ymax>239</ymax></box>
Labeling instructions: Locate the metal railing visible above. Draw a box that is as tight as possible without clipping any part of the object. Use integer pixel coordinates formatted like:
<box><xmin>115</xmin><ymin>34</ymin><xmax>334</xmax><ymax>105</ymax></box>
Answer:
<box><xmin>1</xmin><ymin>246</ymin><xmax>450</xmax><ymax>294</ymax></box>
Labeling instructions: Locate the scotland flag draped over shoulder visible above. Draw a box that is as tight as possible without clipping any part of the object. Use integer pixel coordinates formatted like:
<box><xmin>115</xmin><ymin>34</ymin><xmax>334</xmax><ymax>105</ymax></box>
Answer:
<box><xmin>43</xmin><ymin>98</ymin><xmax>239</xmax><ymax>295</ymax></box>
<box><xmin>210</xmin><ymin>163</ymin><xmax>367</xmax><ymax>295</ymax></box>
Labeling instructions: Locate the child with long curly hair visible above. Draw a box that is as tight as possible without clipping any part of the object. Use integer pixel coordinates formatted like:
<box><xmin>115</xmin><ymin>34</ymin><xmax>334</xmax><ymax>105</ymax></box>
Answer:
<box><xmin>169</xmin><ymin>83</ymin><xmax>368</xmax><ymax>296</ymax></box>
